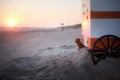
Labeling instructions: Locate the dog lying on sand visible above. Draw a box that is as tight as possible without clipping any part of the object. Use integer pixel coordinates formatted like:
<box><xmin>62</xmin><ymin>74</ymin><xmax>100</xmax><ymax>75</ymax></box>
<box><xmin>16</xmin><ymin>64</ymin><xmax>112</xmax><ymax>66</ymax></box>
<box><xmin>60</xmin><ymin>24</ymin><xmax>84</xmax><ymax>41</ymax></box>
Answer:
<box><xmin>75</xmin><ymin>38</ymin><xmax>84</xmax><ymax>51</ymax></box>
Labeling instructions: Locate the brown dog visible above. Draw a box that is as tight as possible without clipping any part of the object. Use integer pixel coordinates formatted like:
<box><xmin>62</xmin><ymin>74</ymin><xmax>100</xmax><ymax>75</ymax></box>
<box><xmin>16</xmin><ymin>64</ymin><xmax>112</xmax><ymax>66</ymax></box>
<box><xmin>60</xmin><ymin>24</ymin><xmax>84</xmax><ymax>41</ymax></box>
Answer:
<box><xmin>75</xmin><ymin>38</ymin><xmax>84</xmax><ymax>51</ymax></box>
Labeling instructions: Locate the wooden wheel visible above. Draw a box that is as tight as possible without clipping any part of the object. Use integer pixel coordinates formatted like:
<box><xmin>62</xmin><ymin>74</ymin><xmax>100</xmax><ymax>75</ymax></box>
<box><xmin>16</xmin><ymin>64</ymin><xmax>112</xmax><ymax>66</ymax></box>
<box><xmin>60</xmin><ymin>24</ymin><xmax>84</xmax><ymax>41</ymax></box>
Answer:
<box><xmin>91</xmin><ymin>35</ymin><xmax>120</xmax><ymax>65</ymax></box>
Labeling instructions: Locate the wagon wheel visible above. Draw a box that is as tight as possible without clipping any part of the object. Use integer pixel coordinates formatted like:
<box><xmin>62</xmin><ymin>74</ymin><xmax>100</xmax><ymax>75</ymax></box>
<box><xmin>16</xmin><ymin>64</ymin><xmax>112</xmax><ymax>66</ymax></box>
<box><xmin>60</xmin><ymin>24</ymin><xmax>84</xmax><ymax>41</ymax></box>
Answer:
<box><xmin>91</xmin><ymin>35</ymin><xmax>120</xmax><ymax>65</ymax></box>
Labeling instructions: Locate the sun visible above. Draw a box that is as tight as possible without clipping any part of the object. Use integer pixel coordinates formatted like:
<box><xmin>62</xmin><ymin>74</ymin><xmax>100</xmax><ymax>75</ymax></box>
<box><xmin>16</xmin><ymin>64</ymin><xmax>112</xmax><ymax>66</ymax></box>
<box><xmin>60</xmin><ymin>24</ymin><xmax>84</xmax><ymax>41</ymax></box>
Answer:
<box><xmin>7</xmin><ymin>18</ymin><xmax>16</xmax><ymax>27</ymax></box>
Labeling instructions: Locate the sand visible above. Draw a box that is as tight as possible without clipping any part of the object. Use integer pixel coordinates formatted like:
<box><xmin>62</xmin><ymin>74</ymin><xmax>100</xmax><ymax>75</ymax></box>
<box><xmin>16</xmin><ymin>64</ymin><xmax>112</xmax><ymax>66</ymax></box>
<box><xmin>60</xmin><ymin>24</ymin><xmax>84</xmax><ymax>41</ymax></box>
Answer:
<box><xmin>0</xmin><ymin>28</ymin><xmax>120</xmax><ymax>80</ymax></box>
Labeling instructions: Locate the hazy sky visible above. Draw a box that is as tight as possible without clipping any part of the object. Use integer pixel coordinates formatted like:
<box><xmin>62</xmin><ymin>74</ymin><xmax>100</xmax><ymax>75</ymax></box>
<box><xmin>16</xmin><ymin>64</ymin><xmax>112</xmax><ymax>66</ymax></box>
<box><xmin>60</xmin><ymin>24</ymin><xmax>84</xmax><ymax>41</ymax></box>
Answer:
<box><xmin>0</xmin><ymin>0</ymin><xmax>81</xmax><ymax>28</ymax></box>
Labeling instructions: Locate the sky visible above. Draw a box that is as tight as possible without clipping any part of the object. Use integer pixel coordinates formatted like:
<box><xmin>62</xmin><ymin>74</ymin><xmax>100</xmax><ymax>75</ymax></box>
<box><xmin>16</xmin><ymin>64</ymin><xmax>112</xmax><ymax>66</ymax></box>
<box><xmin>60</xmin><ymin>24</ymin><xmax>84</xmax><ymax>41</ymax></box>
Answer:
<box><xmin>0</xmin><ymin>0</ymin><xmax>81</xmax><ymax>28</ymax></box>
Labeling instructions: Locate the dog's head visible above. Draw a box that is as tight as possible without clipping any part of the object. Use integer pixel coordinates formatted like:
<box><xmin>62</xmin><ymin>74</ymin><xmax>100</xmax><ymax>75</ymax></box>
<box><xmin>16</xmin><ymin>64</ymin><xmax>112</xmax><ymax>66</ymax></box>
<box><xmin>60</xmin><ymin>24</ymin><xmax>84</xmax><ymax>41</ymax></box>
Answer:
<box><xmin>75</xmin><ymin>38</ymin><xmax>81</xmax><ymax>44</ymax></box>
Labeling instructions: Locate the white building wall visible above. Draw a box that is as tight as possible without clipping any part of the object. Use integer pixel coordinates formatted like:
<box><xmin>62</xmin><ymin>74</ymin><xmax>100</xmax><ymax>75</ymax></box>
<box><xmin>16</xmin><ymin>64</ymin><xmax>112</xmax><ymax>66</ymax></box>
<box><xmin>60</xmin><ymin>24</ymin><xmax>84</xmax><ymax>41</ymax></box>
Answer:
<box><xmin>91</xmin><ymin>0</ymin><xmax>120</xmax><ymax>11</ymax></box>
<box><xmin>91</xmin><ymin>0</ymin><xmax>120</xmax><ymax>38</ymax></box>
<box><xmin>91</xmin><ymin>19</ymin><xmax>120</xmax><ymax>38</ymax></box>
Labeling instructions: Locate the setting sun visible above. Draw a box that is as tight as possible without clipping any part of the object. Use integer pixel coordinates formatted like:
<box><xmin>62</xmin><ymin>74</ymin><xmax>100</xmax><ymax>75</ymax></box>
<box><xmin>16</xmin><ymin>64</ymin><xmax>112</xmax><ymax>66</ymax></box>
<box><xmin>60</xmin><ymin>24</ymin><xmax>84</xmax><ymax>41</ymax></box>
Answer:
<box><xmin>7</xmin><ymin>18</ymin><xmax>16</xmax><ymax>27</ymax></box>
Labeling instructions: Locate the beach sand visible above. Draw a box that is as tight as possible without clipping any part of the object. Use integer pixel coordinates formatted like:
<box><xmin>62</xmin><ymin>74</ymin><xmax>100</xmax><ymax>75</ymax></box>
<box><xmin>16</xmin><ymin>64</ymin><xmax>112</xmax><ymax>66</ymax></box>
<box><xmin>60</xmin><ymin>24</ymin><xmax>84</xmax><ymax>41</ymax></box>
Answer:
<box><xmin>0</xmin><ymin>28</ymin><xmax>120</xmax><ymax>80</ymax></box>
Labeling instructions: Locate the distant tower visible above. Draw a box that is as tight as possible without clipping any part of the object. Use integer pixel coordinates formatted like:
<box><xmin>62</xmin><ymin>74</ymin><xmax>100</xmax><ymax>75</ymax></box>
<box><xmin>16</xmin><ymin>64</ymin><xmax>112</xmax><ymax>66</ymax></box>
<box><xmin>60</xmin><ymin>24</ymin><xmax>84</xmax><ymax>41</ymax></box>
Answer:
<box><xmin>81</xmin><ymin>0</ymin><xmax>120</xmax><ymax>48</ymax></box>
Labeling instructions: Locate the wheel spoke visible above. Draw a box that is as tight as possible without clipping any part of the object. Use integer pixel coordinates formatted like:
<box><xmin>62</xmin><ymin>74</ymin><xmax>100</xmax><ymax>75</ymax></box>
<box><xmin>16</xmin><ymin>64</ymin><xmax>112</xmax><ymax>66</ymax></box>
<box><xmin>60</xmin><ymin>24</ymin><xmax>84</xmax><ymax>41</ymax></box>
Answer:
<box><xmin>93</xmin><ymin>51</ymin><xmax>106</xmax><ymax>54</ymax></box>
<box><xmin>99</xmin><ymin>39</ymin><xmax>107</xmax><ymax>49</ymax></box>
<box><xmin>98</xmin><ymin>53</ymin><xmax>107</xmax><ymax>60</ymax></box>
<box><xmin>107</xmin><ymin>35</ymin><xmax>110</xmax><ymax>49</ymax></box>
<box><xmin>111</xmin><ymin>37</ymin><xmax>117</xmax><ymax>49</ymax></box>
<box><xmin>112</xmin><ymin>49</ymin><xmax>120</xmax><ymax>58</ymax></box>
<box><xmin>113</xmin><ymin>44</ymin><xmax>120</xmax><ymax>50</ymax></box>
<box><xmin>94</xmin><ymin>45</ymin><xmax>104</xmax><ymax>50</ymax></box>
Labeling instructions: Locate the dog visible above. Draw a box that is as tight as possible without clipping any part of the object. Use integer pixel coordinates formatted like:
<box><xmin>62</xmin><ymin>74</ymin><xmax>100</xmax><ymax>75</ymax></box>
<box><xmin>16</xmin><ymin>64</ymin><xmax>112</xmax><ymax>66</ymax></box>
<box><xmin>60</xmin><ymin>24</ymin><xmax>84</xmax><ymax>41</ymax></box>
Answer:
<box><xmin>75</xmin><ymin>38</ymin><xmax>84</xmax><ymax>51</ymax></box>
